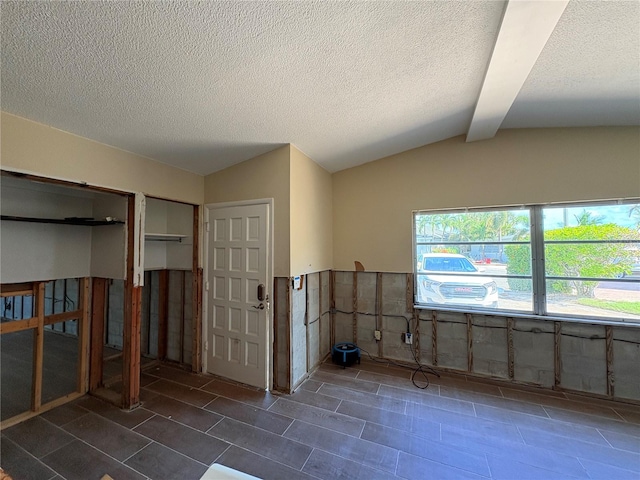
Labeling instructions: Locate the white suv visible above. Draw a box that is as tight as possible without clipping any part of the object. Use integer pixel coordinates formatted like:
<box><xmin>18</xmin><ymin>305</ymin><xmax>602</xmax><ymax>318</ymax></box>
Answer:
<box><xmin>417</xmin><ymin>253</ymin><xmax>498</xmax><ymax>308</ymax></box>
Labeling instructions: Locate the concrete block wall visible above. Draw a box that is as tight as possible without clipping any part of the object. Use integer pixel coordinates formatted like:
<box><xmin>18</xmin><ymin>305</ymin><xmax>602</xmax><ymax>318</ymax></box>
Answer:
<box><xmin>512</xmin><ymin>319</ymin><xmax>555</xmax><ymax>387</ymax></box>
<box><xmin>106</xmin><ymin>279</ymin><xmax>124</xmax><ymax>348</ymax></box>
<box><xmin>291</xmin><ymin>279</ymin><xmax>307</xmax><ymax>389</ymax></box>
<box><xmin>273</xmin><ymin>271</ymin><xmax>332</xmax><ymax>393</ymax></box>
<box><xmin>613</xmin><ymin>327</ymin><xmax>640</xmax><ymax>400</ymax></box>
<box><xmin>332</xmin><ymin>271</ymin><xmax>640</xmax><ymax>403</ymax></box>
<box><xmin>560</xmin><ymin>323</ymin><xmax>607</xmax><ymax>395</ymax></box>
<box><xmin>166</xmin><ymin>270</ymin><xmax>193</xmax><ymax>364</ymax></box>
<box><xmin>106</xmin><ymin>271</ymin><xmax>193</xmax><ymax>366</ymax></box>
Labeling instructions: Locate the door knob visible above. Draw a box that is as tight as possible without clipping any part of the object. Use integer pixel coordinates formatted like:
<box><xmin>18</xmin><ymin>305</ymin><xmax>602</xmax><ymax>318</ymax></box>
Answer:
<box><xmin>252</xmin><ymin>303</ymin><xmax>265</xmax><ymax>310</ymax></box>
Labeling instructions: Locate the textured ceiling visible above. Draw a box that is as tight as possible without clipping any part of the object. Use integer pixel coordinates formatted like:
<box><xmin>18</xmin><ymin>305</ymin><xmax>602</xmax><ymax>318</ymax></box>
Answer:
<box><xmin>1</xmin><ymin>1</ymin><xmax>638</xmax><ymax>175</ymax></box>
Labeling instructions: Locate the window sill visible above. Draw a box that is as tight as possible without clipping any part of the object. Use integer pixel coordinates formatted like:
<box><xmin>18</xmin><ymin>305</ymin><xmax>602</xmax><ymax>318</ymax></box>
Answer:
<box><xmin>413</xmin><ymin>304</ymin><xmax>640</xmax><ymax>327</ymax></box>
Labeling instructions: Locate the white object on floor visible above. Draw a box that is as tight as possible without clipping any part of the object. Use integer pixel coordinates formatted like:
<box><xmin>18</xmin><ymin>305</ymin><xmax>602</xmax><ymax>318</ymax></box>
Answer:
<box><xmin>199</xmin><ymin>464</ymin><xmax>261</xmax><ymax>480</ymax></box>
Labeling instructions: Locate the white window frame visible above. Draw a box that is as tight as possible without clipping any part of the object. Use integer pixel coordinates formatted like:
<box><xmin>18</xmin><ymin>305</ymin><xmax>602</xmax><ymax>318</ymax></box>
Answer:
<box><xmin>413</xmin><ymin>199</ymin><xmax>640</xmax><ymax>326</ymax></box>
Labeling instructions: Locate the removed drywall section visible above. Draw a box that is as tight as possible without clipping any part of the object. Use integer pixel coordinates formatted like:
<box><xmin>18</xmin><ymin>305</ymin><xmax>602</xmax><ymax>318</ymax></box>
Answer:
<box><xmin>613</xmin><ymin>327</ymin><xmax>640</xmax><ymax>400</ymax></box>
<box><xmin>331</xmin><ymin>270</ymin><xmax>640</xmax><ymax>402</ymax></box>
<box><xmin>307</xmin><ymin>273</ymin><xmax>321</xmax><ymax>370</ymax></box>
<box><xmin>333</xmin><ymin>271</ymin><xmax>354</xmax><ymax>344</ymax></box>
<box><xmin>291</xmin><ymin>278</ymin><xmax>308</xmax><ymax>389</ymax></box>
<box><xmin>167</xmin><ymin>271</ymin><xmax>193</xmax><ymax>364</ymax></box>
<box><xmin>472</xmin><ymin>316</ymin><xmax>508</xmax><ymax>378</ymax></box>
<box><xmin>559</xmin><ymin>323</ymin><xmax>607</xmax><ymax>395</ymax></box>
<box><xmin>512</xmin><ymin>319</ymin><xmax>555</xmax><ymax>387</ymax></box>
<box><xmin>274</xmin><ymin>277</ymin><xmax>290</xmax><ymax>392</ymax></box>
<box><xmin>273</xmin><ymin>271</ymin><xmax>332</xmax><ymax>393</ymax></box>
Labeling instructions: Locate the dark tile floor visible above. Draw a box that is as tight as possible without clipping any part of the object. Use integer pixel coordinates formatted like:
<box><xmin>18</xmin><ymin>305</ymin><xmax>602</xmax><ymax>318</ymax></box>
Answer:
<box><xmin>1</xmin><ymin>359</ymin><xmax>639</xmax><ymax>479</ymax></box>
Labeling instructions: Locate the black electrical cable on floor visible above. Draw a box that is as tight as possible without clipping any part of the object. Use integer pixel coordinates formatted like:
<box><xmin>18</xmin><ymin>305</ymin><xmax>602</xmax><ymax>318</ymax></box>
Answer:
<box><xmin>358</xmin><ymin>345</ymin><xmax>440</xmax><ymax>390</ymax></box>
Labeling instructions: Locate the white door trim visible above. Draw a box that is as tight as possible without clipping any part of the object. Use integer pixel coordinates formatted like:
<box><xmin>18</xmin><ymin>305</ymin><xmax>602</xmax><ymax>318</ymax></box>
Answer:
<box><xmin>203</xmin><ymin>198</ymin><xmax>274</xmax><ymax>390</ymax></box>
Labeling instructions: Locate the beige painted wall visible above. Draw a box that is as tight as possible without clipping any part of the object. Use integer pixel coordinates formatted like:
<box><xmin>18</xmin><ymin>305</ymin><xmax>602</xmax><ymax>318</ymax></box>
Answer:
<box><xmin>290</xmin><ymin>145</ymin><xmax>333</xmax><ymax>275</ymax></box>
<box><xmin>333</xmin><ymin>127</ymin><xmax>640</xmax><ymax>272</ymax></box>
<box><xmin>1</xmin><ymin>112</ymin><xmax>204</xmax><ymax>205</ymax></box>
<box><xmin>204</xmin><ymin>145</ymin><xmax>291</xmax><ymax>277</ymax></box>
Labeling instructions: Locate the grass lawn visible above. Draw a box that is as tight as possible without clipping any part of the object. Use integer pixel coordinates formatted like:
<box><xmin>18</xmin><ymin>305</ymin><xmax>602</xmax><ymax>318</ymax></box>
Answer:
<box><xmin>577</xmin><ymin>299</ymin><xmax>640</xmax><ymax>316</ymax></box>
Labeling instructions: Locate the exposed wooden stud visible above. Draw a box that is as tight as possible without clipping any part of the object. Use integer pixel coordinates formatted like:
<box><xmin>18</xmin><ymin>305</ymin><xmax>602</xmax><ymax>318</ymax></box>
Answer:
<box><xmin>414</xmin><ymin>310</ymin><xmax>420</xmax><ymax>364</ymax></box>
<box><xmin>431</xmin><ymin>310</ymin><xmax>438</xmax><ymax>366</ymax></box>
<box><xmin>318</xmin><ymin>271</ymin><xmax>323</xmax><ymax>361</ymax></box>
<box><xmin>306</xmin><ymin>277</ymin><xmax>311</xmax><ymax>372</ymax></box>
<box><xmin>0</xmin><ymin>391</ymin><xmax>85</xmax><ymax>430</ymax></box>
<box><xmin>273</xmin><ymin>278</ymin><xmax>279</xmax><ymax>389</ymax></box>
<box><xmin>406</xmin><ymin>273</ymin><xmax>414</xmax><ymax>313</ymax></box>
<box><xmin>352</xmin><ymin>272</ymin><xmax>358</xmax><ymax>344</ymax></box>
<box><xmin>77</xmin><ymin>278</ymin><xmax>91</xmax><ymax>393</ymax></box>
<box><xmin>507</xmin><ymin>317</ymin><xmax>515</xmax><ymax>380</ymax></box>
<box><xmin>0</xmin><ymin>282</ymin><xmax>36</xmax><ymax>297</ymax></box>
<box><xmin>191</xmin><ymin>205</ymin><xmax>202</xmax><ymax>372</ymax></box>
<box><xmin>192</xmin><ymin>268</ymin><xmax>203</xmax><ymax>372</ymax></box>
<box><xmin>330</xmin><ymin>271</ymin><xmax>336</xmax><ymax>347</ymax></box>
<box><xmin>180</xmin><ymin>271</ymin><xmax>186</xmax><ymax>363</ymax></box>
<box><xmin>144</xmin><ymin>272</ymin><xmax>152</xmax><ymax>355</ymax></box>
<box><xmin>42</xmin><ymin>310</ymin><xmax>83</xmax><ymax>325</ymax></box>
<box><xmin>286</xmin><ymin>278</ymin><xmax>292</xmax><ymax>391</ymax></box>
<box><xmin>376</xmin><ymin>272</ymin><xmax>383</xmax><ymax>358</ymax></box>
<box><xmin>466</xmin><ymin>313</ymin><xmax>473</xmax><ymax>373</ymax></box>
<box><xmin>122</xmin><ymin>285</ymin><xmax>142</xmax><ymax>409</ymax></box>
<box><xmin>554</xmin><ymin>321</ymin><xmax>561</xmax><ymax>389</ymax></box>
<box><xmin>0</xmin><ymin>317</ymin><xmax>38</xmax><ymax>334</ymax></box>
<box><xmin>89</xmin><ymin>278</ymin><xmax>107</xmax><ymax>391</ymax></box>
<box><xmin>157</xmin><ymin>270</ymin><xmax>169</xmax><ymax>361</ymax></box>
<box><xmin>605</xmin><ymin>325</ymin><xmax>614</xmax><ymax>398</ymax></box>
<box><xmin>122</xmin><ymin>195</ymin><xmax>141</xmax><ymax>409</ymax></box>
<box><xmin>31</xmin><ymin>282</ymin><xmax>45</xmax><ymax>411</ymax></box>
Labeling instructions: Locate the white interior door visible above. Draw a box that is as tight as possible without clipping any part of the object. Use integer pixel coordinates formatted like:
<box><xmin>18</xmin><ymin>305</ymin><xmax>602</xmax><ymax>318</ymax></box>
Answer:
<box><xmin>206</xmin><ymin>203</ymin><xmax>270</xmax><ymax>389</ymax></box>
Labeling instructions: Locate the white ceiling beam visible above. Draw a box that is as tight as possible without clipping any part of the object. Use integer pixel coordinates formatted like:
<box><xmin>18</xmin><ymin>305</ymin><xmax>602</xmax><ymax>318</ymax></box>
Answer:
<box><xmin>466</xmin><ymin>0</ymin><xmax>569</xmax><ymax>142</ymax></box>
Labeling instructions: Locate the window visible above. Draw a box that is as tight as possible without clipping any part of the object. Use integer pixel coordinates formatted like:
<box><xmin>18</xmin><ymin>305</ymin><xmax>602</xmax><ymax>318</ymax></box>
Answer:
<box><xmin>413</xmin><ymin>200</ymin><xmax>640</xmax><ymax>323</ymax></box>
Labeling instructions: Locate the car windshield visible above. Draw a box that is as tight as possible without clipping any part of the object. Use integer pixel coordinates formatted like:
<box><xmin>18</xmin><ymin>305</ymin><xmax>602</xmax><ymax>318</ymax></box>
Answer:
<box><xmin>423</xmin><ymin>256</ymin><xmax>478</xmax><ymax>273</ymax></box>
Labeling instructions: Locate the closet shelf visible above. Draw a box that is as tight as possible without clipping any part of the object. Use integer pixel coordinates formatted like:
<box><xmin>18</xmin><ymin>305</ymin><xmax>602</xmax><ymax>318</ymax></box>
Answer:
<box><xmin>0</xmin><ymin>215</ymin><xmax>124</xmax><ymax>226</ymax></box>
<box><xmin>145</xmin><ymin>233</ymin><xmax>188</xmax><ymax>242</ymax></box>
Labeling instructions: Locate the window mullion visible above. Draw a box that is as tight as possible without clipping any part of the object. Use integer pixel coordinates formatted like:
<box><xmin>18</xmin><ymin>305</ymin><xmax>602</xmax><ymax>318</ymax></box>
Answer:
<box><xmin>531</xmin><ymin>206</ymin><xmax>547</xmax><ymax>315</ymax></box>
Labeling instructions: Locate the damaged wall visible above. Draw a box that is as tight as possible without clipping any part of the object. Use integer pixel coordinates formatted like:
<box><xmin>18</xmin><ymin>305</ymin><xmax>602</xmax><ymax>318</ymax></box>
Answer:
<box><xmin>273</xmin><ymin>271</ymin><xmax>332</xmax><ymax>393</ymax></box>
<box><xmin>331</xmin><ymin>270</ymin><xmax>640</xmax><ymax>403</ymax></box>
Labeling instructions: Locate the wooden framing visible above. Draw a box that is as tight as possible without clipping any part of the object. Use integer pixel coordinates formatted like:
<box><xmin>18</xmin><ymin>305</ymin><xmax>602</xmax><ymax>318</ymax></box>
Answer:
<box><xmin>0</xmin><ymin>283</ymin><xmax>35</xmax><ymax>297</ymax></box>
<box><xmin>507</xmin><ymin>317</ymin><xmax>515</xmax><ymax>380</ymax></box>
<box><xmin>122</xmin><ymin>195</ymin><xmax>141</xmax><ymax>409</ymax></box>
<box><xmin>157</xmin><ymin>270</ymin><xmax>169</xmax><ymax>361</ymax></box>
<box><xmin>305</xmin><ymin>276</ymin><xmax>311</xmax><ymax>372</ymax></box>
<box><xmin>1</xmin><ymin>278</ymin><xmax>91</xmax><ymax>429</ymax></box>
<box><xmin>330</xmin><ymin>271</ymin><xmax>336</xmax><ymax>347</ymax></box>
<box><xmin>554</xmin><ymin>321</ymin><xmax>561</xmax><ymax>389</ymax></box>
<box><xmin>273</xmin><ymin>278</ymin><xmax>279</xmax><ymax>389</ymax></box>
<box><xmin>352</xmin><ymin>272</ymin><xmax>358</xmax><ymax>344</ymax></box>
<box><xmin>77</xmin><ymin>278</ymin><xmax>91</xmax><ymax>393</ymax></box>
<box><xmin>89</xmin><ymin>278</ymin><xmax>107</xmax><ymax>391</ymax></box>
<box><xmin>286</xmin><ymin>278</ymin><xmax>292</xmax><ymax>391</ymax></box>
<box><xmin>376</xmin><ymin>272</ymin><xmax>383</xmax><ymax>358</ymax></box>
<box><xmin>31</xmin><ymin>283</ymin><xmax>45</xmax><ymax>411</ymax></box>
<box><xmin>605</xmin><ymin>325</ymin><xmax>614</xmax><ymax>397</ymax></box>
<box><xmin>431</xmin><ymin>310</ymin><xmax>438</xmax><ymax>366</ymax></box>
<box><xmin>466</xmin><ymin>313</ymin><xmax>473</xmax><ymax>373</ymax></box>
<box><xmin>192</xmin><ymin>205</ymin><xmax>202</xmax><ymax>373</ymax></box>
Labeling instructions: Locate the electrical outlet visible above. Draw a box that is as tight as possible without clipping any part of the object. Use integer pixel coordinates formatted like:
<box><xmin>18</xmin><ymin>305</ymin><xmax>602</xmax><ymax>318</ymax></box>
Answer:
<box><xmin>374</xmin><ymin>330</ymin><xmax>381</xmax><ymax>341</ymax></box>
<box><xmin>403</xmin><ymin>332</ymin><xmax>413</xmax><ymax>344</ymax></box>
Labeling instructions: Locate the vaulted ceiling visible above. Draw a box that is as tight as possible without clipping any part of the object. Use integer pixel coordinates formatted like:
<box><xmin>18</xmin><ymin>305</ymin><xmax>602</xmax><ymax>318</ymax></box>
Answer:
<box><xmin>2</xmin><ymin>1</ymin><xmax>638</xmax><ymax>175</ymax></box>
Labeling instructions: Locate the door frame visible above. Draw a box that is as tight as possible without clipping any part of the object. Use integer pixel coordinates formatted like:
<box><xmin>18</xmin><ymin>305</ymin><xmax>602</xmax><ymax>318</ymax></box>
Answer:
<box><xmin>203</xmin><ymin>198</ymin><xmax>274</xmax><ymax>390</ymax></box>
